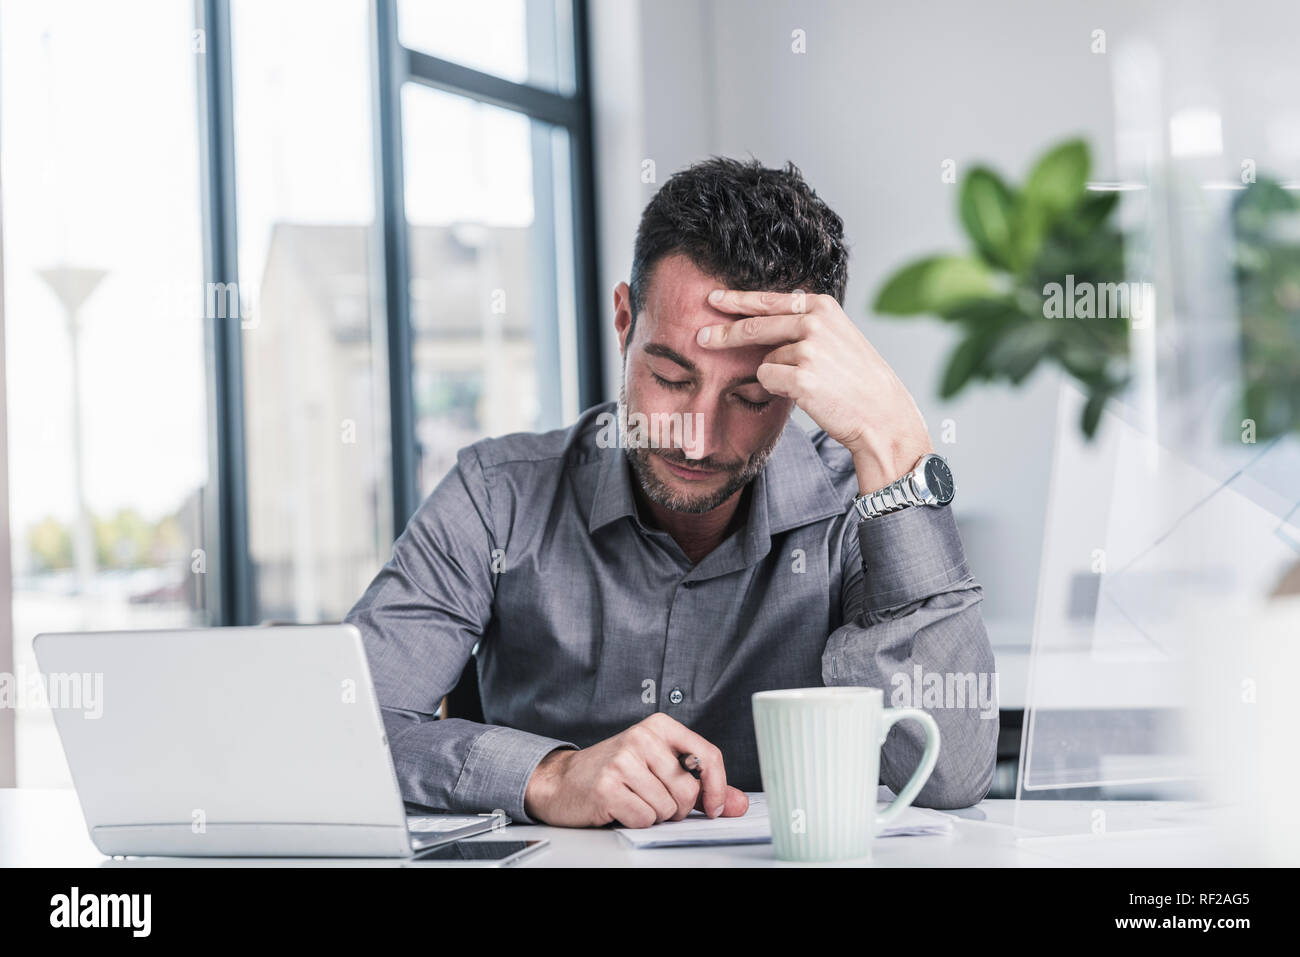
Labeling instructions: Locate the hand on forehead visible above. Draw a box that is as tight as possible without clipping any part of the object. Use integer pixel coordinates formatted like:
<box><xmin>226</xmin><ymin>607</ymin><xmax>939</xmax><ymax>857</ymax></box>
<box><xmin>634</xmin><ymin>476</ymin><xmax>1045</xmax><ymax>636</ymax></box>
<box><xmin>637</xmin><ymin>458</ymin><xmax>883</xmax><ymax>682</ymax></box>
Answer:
<box><xmin>694</xmin><ymin>287</ymin><xmax>815</xmax><ymax>350</ymax></box>
<box><xmin>638</xmin><ymin>255</ymin><xmax>776</xmax><ymax>370</ymax></box>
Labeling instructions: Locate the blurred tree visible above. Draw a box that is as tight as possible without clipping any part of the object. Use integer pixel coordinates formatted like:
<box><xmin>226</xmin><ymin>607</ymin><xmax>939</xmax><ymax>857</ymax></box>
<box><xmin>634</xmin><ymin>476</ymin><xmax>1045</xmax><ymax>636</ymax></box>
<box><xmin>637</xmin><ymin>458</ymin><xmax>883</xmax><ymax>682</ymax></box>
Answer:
<box><xmin>27</xmin><ymin>516</ymin><xmax>73</xmax><ymax>571</ymax></box>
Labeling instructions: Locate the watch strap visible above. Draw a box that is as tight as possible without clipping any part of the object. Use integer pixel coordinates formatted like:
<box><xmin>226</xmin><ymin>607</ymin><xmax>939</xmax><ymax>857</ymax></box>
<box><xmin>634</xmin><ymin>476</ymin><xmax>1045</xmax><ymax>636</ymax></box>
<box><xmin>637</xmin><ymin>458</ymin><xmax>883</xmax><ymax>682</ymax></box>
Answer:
<box><xmin>854</xmin><ymin>472</ymin><xmax>917</xmax><ymax>521</ymax></box>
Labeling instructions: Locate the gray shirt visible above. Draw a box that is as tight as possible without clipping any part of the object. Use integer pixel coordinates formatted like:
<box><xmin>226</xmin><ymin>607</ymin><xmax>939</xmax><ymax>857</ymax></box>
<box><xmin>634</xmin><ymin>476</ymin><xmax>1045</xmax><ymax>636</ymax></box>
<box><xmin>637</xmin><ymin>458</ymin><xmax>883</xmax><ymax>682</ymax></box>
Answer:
<box><xmin>345</xmin><ymin>400</ymin><xmax>998</xmax><ymax>824</ymax></box>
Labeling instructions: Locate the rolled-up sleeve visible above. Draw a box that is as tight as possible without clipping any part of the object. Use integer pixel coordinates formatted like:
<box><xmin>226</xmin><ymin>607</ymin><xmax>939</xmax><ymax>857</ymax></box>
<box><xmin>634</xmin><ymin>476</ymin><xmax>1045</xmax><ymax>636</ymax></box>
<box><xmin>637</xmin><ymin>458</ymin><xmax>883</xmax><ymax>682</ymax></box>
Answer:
<box><xmin>346</xmin><ymin>444</ymin><xmax>577</xmax><ymax>823</ymax></box>
<box><xmin>821</xmin><ymin>505</ymin><xmax>998</xmax><ymax>809</ymax></box>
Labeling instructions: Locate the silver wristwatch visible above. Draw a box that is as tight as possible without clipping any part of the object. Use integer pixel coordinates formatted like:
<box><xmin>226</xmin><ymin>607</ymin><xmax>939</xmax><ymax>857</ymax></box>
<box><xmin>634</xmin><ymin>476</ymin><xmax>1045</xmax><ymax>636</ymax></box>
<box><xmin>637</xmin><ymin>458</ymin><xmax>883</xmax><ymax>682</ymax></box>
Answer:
<box><xmin>852</xmin><ymin>453</ymin><xmax>955</xmax><ymax>521</ymax></box>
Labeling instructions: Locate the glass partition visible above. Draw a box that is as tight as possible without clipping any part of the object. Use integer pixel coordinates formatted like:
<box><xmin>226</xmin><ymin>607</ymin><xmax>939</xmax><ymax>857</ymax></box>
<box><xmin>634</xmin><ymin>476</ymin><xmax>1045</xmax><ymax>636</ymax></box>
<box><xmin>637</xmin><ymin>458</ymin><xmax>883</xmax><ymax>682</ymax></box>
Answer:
<box><xmin>1016</xmin><ymin>12</ymin><xmax>1300</xmax><ymax>863</ymax></box>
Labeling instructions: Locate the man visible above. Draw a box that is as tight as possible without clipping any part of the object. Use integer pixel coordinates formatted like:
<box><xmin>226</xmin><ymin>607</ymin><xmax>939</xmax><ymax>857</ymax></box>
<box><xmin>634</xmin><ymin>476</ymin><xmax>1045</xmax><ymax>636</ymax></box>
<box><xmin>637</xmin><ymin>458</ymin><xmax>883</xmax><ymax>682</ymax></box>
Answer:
<box><xmin>346</xmin><ymin>157</ymin><xmax>997</xmax><ymax>829</ymax></box>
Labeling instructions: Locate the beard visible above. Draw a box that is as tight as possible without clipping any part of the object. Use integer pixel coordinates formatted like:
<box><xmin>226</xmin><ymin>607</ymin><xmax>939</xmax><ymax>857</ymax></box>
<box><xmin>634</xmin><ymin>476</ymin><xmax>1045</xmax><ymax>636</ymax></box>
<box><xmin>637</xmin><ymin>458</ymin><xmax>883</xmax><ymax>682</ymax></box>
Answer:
<box><xmin>616</xmin><ymin>382</ymin><xmax>782</xmax><ymax>514</ymax></box>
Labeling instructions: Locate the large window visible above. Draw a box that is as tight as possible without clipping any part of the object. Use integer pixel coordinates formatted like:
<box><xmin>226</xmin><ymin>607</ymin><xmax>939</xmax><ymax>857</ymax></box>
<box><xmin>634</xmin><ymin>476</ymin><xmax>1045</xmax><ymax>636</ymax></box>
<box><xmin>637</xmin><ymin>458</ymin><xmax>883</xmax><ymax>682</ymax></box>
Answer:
<box><xmin>230</xmin><ymin>0</ymin><xmax>392</xmax><ymax>623</ymax></box>
<box><xmin>0</xmin><ymin>0</ymin><xmax>600</xmax><ymax>785</ymax></box>
<box><xmin>380</xmin><ymin>0</ymin><xmax>599</xmax><ymax>515</ymax></box>
<box><xmin>403</xmin><ymin>87</ymin><xmax>580</xmax><ymax>495</ymax></box>
<box><xmin>0</xmin><ymin>0</ymin><xmax>212</xmax><ymax>785</ymax></box>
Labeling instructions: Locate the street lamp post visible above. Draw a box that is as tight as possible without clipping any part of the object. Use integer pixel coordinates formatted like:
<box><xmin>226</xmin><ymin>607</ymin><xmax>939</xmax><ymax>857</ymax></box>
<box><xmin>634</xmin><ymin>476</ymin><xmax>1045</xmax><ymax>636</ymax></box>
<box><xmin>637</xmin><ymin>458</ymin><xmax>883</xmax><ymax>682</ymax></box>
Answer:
<box><xmin>36</xmin><ymin>265</ymin><xmax>106</xmax><ymax>595</ymax></box>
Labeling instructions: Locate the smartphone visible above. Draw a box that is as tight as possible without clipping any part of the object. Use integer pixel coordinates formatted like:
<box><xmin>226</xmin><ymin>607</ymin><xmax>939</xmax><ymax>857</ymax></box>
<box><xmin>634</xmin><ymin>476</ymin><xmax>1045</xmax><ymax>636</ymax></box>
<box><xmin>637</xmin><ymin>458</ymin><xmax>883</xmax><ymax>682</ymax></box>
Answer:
<box><xmin>409</xmin><ymin>838</ymin><xmax>549</xmax><ymax>866</ymax></box>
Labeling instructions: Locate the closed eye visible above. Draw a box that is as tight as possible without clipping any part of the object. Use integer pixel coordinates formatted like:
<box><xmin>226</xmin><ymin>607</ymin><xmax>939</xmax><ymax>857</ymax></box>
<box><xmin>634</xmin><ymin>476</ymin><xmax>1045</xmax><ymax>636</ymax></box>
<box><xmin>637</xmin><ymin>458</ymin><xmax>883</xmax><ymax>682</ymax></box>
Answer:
<box><xmin>653</xmin><ymin>372</ymin><xmax>770</xmax><ymax>411</ymax></box>
<box><xmin>734</xmin><ymin>394</ymin><xmax>771</xmax><ymax>412</ymax></box>
<box><xmin>651</xmin><ymin>373</ymin><xmax>690</xmax><ymax>391</ymax></box>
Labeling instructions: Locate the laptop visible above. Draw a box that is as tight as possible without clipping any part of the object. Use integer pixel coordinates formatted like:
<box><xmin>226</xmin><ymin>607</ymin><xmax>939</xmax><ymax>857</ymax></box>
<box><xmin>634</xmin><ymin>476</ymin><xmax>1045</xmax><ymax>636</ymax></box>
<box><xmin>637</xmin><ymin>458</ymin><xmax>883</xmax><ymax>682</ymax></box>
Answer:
<box><xmin>33</xmin><ymin>623</ymin><xmax>508</xmax><ymax>858</ymax></box>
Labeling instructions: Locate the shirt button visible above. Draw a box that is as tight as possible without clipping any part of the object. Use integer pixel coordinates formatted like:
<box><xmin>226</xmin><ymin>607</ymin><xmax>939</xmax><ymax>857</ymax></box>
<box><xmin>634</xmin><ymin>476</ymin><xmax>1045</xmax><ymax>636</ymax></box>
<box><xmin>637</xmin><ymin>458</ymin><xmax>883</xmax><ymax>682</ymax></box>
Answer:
<box><xmin>668</xmin><ymin>688</ymin><xmax>684</xmax><ymax>705</ymax></box>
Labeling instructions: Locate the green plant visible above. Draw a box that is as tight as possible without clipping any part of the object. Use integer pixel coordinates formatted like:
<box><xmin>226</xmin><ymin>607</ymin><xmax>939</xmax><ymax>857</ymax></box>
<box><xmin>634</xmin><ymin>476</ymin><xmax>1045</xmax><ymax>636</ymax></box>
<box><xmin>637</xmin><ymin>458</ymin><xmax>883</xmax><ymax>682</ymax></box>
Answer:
<box><xmin>1232</xmin><ymin>177</ymin><xmax>1300</xmax><ymax>442</ymax></box>
<box><xmin>874</xmin><ymin>139</ymin><xmax>1131</xmax><ymax>438</ymax></box>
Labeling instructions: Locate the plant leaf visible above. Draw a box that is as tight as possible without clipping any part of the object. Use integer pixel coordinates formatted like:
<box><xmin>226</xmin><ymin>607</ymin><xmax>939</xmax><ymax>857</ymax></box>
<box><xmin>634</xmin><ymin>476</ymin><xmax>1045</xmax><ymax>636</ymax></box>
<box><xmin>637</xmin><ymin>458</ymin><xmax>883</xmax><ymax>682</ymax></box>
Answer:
<box><xmin>1024</xmin><ymin>139</ymin><xmax>1090</xmax><ymax>219</ymax></box>
<box><xmin>984</xmin><ymin>321</ymin><xmax>1059</xmax><ymax>383</ymax></box>
<box><xmin>1011</xmin><ymin>201</ymin><xmax>1049</xmax><ymax>274</ymax></box>
<box><xmin>938</xmin><ymin>297</ymin><xmax>1021</xmax><ymax>324</ymax></box>
<box><xmin>1081</xmin><ymin>389</ymin><xmax>1108</xmax><ymax>438</ymax></box>
<box><xmin>960</xmin><ymin>167</ymin><xmax>1018</xmax><ymax>270</ymax></box>
<box><xmin>939</xmin><ymin>328</ymin><xmax>1000</xmax><ymax>398</ymax></box>
<box><xmin>873</xmin><ymin>255</ymin><xmax>996</xmax><ymax>315</ymax></box>
<box><xmin>1071</xmin><ymin>190</ymin><xmax>1120</xmax><ymax>233</ymax></box>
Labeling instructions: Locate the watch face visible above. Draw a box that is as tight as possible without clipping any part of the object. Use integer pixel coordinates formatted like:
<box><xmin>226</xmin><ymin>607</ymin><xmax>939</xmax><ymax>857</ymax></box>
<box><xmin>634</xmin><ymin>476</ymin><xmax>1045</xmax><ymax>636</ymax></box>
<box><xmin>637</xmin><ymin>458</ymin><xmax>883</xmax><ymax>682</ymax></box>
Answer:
<box><xmin>923</xmin><ymin>456</ymin><xmax>955</xmax><ymax>504</ymax></box>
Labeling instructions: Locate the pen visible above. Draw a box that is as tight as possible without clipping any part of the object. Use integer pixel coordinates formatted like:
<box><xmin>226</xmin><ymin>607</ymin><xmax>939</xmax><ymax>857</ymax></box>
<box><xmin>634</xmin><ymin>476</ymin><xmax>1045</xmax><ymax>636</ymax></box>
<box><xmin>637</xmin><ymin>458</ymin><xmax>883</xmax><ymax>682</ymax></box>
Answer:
<box><xmin>678</xmin><ymin>753</ymin><xmax>702</xmax><ymax>779</ymax></box>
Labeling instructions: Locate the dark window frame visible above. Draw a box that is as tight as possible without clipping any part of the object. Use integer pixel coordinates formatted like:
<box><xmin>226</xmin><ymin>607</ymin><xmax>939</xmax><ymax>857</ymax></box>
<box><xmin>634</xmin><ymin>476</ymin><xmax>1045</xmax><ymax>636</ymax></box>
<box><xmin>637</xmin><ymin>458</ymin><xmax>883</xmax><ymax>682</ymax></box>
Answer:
<box><xmin>196</xmin><ymin>0</ymin><xmax>603</xmax><ymax>625</ymax></box>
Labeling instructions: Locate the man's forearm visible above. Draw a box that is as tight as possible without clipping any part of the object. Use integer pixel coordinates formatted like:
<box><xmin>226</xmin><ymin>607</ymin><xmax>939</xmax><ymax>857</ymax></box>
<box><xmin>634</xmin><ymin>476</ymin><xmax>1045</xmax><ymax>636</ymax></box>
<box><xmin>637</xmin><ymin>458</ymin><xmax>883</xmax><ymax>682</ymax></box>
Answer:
<box><xmin>822</xmin><ymin>506</ymin><xmax>999</xmax><ymax>809</ymax></box>
<box><xmin>382</xmin><ymin>707</ymin><xmax>578</xmax><ymax>823</ymax></box>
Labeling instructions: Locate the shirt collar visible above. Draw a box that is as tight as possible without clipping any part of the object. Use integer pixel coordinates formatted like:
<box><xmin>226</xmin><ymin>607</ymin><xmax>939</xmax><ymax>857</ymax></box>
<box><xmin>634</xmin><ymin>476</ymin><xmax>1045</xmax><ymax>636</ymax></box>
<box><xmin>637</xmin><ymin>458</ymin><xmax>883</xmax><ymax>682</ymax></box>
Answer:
<box><xmin>586</xmin><ymin>438</ymin><xmax>642</xmax><ymax>535</ymax></box>
<box><xmin>586</xmin><ymin>404</ymin><xmax>847</xmax><ymax>569</ymax></box>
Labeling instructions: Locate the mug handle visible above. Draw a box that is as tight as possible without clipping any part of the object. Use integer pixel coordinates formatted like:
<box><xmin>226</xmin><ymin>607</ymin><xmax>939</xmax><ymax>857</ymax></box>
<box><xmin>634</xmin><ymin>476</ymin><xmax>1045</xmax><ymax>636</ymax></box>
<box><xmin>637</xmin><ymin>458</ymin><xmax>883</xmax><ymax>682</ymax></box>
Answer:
<box><xmin>874</xmin><ymin>708</ymin><xmax>941</xmax><ymax>830</ymax></box>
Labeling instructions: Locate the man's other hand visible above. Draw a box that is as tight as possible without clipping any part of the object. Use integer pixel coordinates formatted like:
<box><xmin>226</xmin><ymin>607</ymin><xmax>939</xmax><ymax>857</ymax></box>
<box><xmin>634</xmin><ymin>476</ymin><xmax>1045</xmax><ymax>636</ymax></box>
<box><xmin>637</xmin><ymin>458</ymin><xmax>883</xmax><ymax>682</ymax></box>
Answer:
<box><xmin>523</xmin><ymin>712</ymin><xmax>750</xmax><ymax>827</ymax></box>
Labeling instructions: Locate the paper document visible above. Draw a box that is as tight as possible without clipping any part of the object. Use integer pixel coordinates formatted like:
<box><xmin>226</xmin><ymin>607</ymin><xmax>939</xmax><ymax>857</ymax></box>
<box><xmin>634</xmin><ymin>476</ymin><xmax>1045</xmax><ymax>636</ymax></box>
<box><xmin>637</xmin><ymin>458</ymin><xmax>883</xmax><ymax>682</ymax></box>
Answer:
<box><xmin>615</xmin><ymin>790</ymin><xmax>955</xmax><ymax>849</ymax></box>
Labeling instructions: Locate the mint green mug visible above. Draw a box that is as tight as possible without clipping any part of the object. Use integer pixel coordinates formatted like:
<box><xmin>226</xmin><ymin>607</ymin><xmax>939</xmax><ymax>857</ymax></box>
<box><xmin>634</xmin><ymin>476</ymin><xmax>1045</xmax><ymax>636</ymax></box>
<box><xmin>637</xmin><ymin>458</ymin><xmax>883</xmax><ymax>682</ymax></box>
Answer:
<box><xmin>752</xmin><ymin>687</ymin><xmax>941</xmax><ymax>862</ymax></box>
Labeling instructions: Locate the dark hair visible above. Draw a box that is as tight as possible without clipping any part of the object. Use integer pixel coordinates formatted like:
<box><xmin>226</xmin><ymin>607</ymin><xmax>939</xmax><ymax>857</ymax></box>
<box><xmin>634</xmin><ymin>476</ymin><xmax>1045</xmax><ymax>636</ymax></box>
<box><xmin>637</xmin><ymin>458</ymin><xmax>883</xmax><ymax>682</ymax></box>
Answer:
<box><xmin>627</xmin><ymin>156</ymin><xmax>849</xmax><ymax>341</ymax></box>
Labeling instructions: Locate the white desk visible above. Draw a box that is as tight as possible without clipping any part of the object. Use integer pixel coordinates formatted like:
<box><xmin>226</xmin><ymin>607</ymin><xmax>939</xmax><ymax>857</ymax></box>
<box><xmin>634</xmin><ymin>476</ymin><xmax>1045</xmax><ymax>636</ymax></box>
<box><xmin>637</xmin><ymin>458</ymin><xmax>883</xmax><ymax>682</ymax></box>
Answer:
<box><xmin>0</xmin><ymin>788</ymin><xmax>1237</xmax><ymax>867</ymax></box>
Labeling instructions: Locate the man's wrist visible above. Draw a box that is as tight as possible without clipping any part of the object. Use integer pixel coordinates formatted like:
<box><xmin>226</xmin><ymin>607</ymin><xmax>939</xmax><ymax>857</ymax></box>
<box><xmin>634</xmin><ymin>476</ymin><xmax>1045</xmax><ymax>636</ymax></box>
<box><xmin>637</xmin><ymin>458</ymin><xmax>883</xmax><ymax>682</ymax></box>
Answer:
<box><xmin>849</xmin><ymin>438</ymin><xmax>934</xmax><ymax>496</ymax></box>
<box><xmin>523</xmin><ymin>747</ymin><xmax>570</xmax><ymax>822</ymax></box>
